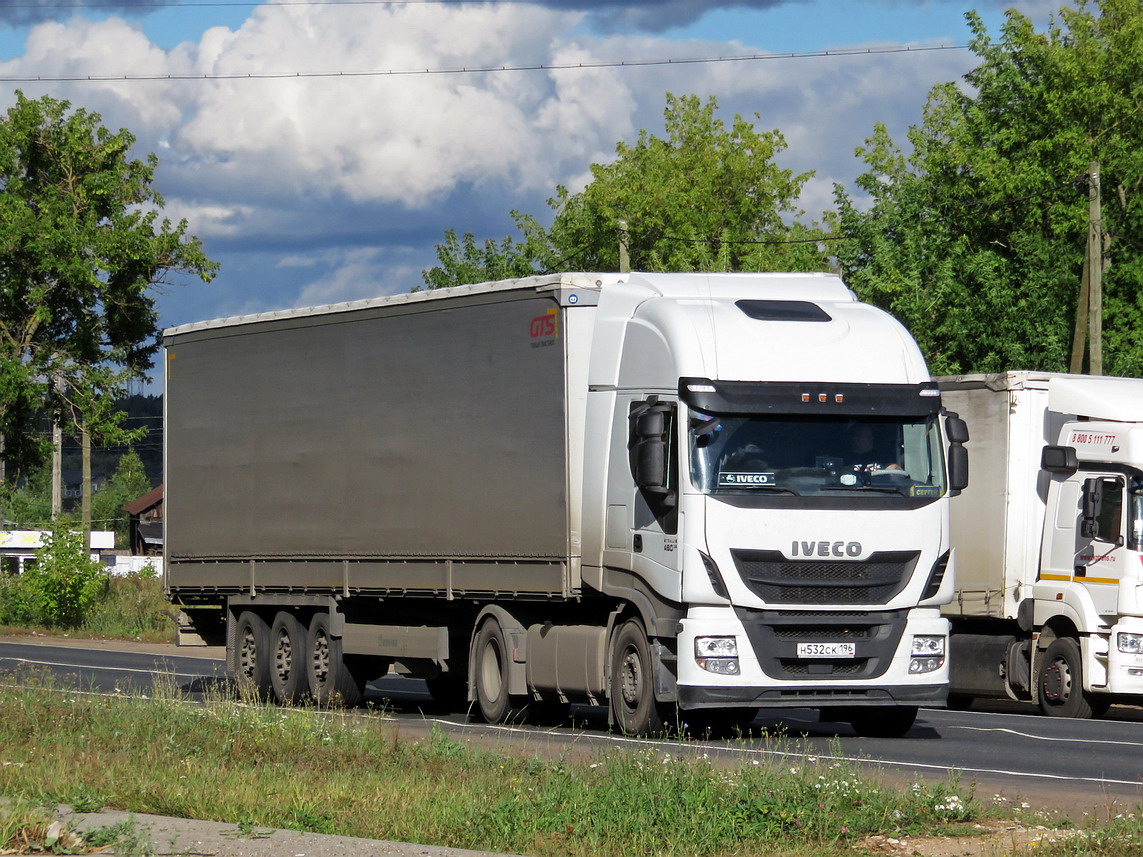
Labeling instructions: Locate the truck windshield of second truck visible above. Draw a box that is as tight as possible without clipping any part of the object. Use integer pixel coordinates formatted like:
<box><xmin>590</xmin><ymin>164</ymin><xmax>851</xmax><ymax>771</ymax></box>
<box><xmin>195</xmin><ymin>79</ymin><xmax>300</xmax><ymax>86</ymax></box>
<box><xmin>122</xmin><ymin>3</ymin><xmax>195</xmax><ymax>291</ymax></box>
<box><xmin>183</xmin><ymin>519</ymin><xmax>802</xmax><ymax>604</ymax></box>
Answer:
<box><xmin>689</xmin><ymin>413</ymin><xmax>946</xmax><ymax>499</ymax></box>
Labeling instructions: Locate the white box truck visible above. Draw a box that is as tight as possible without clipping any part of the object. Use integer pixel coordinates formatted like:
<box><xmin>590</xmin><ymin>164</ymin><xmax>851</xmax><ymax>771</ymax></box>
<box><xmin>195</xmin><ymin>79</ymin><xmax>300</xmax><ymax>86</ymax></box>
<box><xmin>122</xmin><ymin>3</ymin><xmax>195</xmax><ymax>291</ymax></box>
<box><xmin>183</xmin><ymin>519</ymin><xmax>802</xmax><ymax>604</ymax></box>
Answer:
<box><xmin>940</xmin><ymin>371</ymin><xmax>1143</xmax><ymax>717</ymax></box>
<box><xmin>164</xmin><ymin>272</ymin><xmax>968</xmax><ymax>736</ymax></box>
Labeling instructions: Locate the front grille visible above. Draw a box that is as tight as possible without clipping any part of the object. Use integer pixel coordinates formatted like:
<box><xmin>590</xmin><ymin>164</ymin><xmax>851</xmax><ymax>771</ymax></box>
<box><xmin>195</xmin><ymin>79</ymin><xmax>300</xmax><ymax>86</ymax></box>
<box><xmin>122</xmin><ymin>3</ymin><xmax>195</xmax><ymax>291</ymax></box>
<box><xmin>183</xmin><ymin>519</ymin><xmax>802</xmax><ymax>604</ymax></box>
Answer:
<box><xmin>731</xmin><ymin>549</ymin><xmax>919</xmax><ymax>605</ymax></box>
<box><xmin>734</xmin><ymin>607</ymin><xmax>907</xmax><ymax>681</ymax></box>
<box><xmin>772</xmin><ymin>626</ymin><xmax>870</xmax><ymax>641</ymax></box>
<box><xmin>781</xmin><ymin>659</ymin><xmax>867</xmax><ymax>676</ymax></box>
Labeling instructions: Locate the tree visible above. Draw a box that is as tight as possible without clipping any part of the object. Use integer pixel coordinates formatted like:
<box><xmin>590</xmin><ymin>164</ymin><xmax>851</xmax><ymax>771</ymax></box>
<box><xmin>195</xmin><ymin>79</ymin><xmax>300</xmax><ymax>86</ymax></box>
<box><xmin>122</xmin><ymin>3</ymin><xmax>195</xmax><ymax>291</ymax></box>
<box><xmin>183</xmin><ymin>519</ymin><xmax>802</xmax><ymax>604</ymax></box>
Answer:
<box><xmin>423</xmin><ymin>93</ymin><xmax>832</xmax><ymax>287</ymax></box>
<box><xmin>834</xmin><ymin>0</ymin><xmax>1143</xmax><ymax>376</ymax></box>
<box><xmin>0</xmin><ymin>91</ymin><xmax>218</xmax><ymax>478</ymax></box>
<box><xmin>90</xmin><ymin>448</ymin><xmax>152</xmax><ymax>547</ymax></box>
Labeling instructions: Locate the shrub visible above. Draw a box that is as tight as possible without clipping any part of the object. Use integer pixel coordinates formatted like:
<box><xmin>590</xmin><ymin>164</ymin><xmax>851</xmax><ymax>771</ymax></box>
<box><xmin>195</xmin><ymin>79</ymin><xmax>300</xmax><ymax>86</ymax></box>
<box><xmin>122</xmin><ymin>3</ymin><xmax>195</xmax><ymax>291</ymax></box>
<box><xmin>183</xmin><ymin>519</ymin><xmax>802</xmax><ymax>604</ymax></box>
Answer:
<box><xmin>17</xmin><ymin>525</ymin><xmax>109</xmax><ymax>628</ymax></box>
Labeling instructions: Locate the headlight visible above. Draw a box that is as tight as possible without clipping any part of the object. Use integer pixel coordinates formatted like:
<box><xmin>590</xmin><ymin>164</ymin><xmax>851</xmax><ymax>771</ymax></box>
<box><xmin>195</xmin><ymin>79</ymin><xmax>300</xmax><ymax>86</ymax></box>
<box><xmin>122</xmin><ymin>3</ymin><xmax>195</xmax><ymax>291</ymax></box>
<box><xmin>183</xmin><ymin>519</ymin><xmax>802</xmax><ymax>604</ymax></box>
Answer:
<box><xmin>1117</xmin><ymin>632</ymin><xmax>1143</xmax><ymax>655</ymax></box>
<box><xmin>695</xmin><ymin>636</ymin><xmax>740</xmax><ymax>675</ymax></box>
<box><xmin>911</xmin><ymin>635</ymin><xmax>946</xmax><ymax>657</ymax></box>
<box><xmin>695</xmin><ymin>636</ymin><xmax>738</xmax><ymax>657</ymax></box>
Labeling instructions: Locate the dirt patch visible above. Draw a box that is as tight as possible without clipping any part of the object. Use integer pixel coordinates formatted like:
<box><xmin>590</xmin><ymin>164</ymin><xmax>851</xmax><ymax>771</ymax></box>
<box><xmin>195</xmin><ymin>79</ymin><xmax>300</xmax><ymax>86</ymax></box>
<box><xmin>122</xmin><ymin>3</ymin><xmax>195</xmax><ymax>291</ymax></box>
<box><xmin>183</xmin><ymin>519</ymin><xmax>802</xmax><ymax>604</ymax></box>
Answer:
<box><xmin>858</xmin><ymin>821</ymin><xmax>1088</xmax><ymax>857</ymax></box>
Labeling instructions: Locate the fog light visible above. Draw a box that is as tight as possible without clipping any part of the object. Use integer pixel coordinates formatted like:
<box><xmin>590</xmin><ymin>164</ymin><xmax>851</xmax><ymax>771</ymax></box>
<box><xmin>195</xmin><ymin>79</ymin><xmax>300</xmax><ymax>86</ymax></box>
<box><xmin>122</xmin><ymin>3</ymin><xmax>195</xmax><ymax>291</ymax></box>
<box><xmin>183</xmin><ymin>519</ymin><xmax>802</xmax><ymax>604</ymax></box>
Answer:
<box><xmin>699</xmin><ymin>657</ymin><xmax>741</xmax><ymax>675</ymax></box>
<box><xmin>695</xmin><ymin>636</ymin><xmax>740</xmax><ymax>674</ymax></box>
<box><xmin>1117</xmin><ymin>632</ymin><xmax>1143</xmax><ymax>655</ymax></box>
<box><xmin>909</xmin><ymin>656</ymin><xmax>945</xmax><ymax>674</ymax></box>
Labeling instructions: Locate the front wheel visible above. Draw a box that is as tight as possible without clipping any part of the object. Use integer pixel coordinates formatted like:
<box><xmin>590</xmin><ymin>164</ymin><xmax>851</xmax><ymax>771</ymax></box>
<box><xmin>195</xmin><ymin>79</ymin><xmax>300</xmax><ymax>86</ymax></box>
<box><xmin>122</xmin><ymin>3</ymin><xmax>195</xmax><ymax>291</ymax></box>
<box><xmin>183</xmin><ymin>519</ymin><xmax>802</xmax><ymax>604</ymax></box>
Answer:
<box><xmin>1037</xmin><ymin>638</ymin><xmax>1105</xmax><ymax>718</ymax></box>
<box><xmin>474</xmin><ymin>619</ymin><xmax>525</xmax><ymax>724</ymax></box>
<box><xmin>609</xmin><ymin>619</ymin><xmax>671</xmax><ymax>736</ymax></box>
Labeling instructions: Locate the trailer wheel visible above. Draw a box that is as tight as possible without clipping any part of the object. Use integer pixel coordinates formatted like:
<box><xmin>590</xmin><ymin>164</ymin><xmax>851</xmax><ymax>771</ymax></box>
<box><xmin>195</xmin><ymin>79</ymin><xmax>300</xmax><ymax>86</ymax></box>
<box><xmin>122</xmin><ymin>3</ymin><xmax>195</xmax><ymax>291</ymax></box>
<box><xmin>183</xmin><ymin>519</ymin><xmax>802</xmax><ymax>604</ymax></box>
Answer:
<box><xmin>306</xmin><ymin>612</ymin><xmax>364</xmax><ymax>707</ymax></box>
<box><xmin>474</xmin><ymin>618</ymin><xmax>523</xmax><ymax>724</ymax></box>
<box><xmin>609</xmin><ymin>619</ymin><xmax>670</xmax><ymax>736</ymax></box>
<box><xmin>269</xmin><ymin>611</ymin><xmax>310</xmax><ymax>704</ymax></box>
<box><xmin>1037</xmin><ymin>638</ymin><xmax>1102</xmax><ymax>718</ymax></box>
<box><xmin>235</xmin><ymin>611</ymin><xmax>272</xmax><ymax>699</ymax></box>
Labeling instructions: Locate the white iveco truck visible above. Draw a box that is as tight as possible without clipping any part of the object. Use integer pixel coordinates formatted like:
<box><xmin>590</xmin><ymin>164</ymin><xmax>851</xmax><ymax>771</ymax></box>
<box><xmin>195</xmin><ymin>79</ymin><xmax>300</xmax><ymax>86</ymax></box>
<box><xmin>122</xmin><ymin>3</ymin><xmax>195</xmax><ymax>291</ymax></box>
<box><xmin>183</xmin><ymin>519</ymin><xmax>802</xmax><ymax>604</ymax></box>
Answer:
<box><xmin>164</xmin><ymin>272</ymin><xmax>968</xmax><ymax>737</ymax></box>
<box><xmin>940</xmin><ymin>371</ymin><xmax>1143</xmax><ymax>717</ymax></box>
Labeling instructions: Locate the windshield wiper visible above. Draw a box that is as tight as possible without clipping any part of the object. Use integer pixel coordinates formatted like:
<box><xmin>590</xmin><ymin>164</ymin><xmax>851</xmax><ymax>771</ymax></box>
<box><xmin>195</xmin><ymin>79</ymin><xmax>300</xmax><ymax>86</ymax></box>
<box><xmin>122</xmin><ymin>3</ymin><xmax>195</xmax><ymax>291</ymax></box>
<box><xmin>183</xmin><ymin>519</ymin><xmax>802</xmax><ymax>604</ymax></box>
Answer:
<box><xmin>828</xmin><ymin>484</ymin><xmax>910</xmax><ymax>496</ymax></box>
<box><xmin>729</xmin><ymin>485</ymin><xmax>800</xmax><ymax>496</ymax></box>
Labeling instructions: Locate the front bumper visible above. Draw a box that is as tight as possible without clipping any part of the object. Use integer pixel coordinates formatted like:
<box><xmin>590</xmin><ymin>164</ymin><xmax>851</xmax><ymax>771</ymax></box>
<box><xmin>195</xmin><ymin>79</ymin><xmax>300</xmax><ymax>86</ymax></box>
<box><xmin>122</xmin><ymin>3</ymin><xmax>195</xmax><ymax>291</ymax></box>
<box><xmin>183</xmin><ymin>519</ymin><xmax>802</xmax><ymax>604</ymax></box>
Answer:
<box><xmin>677</xmin><ymin>606</ymin><xmax>949</xmax><ymax>709</ymax></box>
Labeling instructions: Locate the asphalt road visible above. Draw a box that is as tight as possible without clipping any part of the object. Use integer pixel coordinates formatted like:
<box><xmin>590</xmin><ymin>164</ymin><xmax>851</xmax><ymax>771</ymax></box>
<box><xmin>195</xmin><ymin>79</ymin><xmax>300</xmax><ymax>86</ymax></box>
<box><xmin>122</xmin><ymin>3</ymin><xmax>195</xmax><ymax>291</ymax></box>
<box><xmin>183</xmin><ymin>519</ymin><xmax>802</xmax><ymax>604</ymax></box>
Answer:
<box><xmin>2</xmin><ymin>635</ymin><xmax>1142</xmax><ymax>819</ymax></box>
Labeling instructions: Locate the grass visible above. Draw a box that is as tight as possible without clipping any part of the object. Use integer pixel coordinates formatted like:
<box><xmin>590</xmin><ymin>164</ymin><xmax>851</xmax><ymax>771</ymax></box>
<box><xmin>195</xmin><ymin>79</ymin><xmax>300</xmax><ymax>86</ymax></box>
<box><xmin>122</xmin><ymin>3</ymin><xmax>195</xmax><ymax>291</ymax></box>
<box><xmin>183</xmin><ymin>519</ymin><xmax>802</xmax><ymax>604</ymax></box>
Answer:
<box><xmin>1</xmin><ymin>672</ymin><xmax>1137</xmax><ymax>857</ymax></box>
<box><xmin>0</xmin><ymin>572</ymin><xmax>176</xmax><ymax>644</ymax></box>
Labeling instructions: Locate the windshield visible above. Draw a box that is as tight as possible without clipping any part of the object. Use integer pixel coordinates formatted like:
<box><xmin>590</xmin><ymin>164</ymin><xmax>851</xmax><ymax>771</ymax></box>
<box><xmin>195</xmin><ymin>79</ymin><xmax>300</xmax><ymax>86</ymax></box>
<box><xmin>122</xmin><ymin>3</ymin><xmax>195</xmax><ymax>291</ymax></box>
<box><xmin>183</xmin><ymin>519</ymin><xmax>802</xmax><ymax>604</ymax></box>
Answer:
<box><xmin>689</xmin><ymin>413</ymin><xmax>947</xmax><ymax>499</ymax></box>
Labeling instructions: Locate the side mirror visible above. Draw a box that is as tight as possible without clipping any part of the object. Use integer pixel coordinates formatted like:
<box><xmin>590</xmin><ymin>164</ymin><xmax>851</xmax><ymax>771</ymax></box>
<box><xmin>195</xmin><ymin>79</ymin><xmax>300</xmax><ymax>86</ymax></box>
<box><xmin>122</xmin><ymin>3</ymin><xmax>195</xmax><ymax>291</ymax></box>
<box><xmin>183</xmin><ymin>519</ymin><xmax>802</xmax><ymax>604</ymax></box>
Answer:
<box><xmin>629</xmin><ymin>399</ymin><xmax>675</xmax><ymax>497</ymax></box>
<box><xmin>1041</xmin><ymin>445</ymin><xmax>1079</xmax><ymax>474</ymax></box>
<box><xmin>944</xmin><ymin>414</ymin><xmax>969</xmax><ymax>445</ymax></box>
<box><xmin>947</xmin><ymin>443</ymin><xmax>969</xmax><ymax>493</ymax></box>
<box><xmin>943</xmin><ymin>412</ymin><xmax>969</xmax><ymax>493</ymax></box>
<box><xmin>1081</xmin><ymin>477</ymin><xmax>1103</xmax><ymax>539</ymax></box>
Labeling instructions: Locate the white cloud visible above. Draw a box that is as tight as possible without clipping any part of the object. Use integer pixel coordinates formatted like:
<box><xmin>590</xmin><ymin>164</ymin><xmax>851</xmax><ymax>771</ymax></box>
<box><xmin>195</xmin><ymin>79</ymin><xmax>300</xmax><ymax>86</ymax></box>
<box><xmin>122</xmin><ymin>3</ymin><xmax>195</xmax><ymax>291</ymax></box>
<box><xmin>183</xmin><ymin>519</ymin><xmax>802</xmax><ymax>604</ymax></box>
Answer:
<box><xmin>0</xmin><ymin>2</ymin><xmax>987</xmax><ymax>316</ymax></box>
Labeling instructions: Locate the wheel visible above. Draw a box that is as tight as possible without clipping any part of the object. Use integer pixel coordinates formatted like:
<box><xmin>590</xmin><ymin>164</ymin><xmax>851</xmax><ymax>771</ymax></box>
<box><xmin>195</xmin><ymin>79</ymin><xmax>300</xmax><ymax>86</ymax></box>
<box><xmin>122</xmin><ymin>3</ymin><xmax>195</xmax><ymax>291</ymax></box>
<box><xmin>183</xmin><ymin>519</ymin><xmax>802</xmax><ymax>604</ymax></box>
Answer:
<box><xmin>306</xmin><ymin>612</ymin><xmax>365</xmax><ymax>707</ymax></box>
<box><xmin>269</xmin><ymin>611</ymin><xmax>310</xmax><ymax>704</ymax></box>
<box><xmin>609</xmin><ymin>619</ymin><xmax>670</xmax><ymax>736</ymax></box>
<box><xmin>234</xmin><ymin>611</ymin><xmax>272</xmax><ymax>699</ymax></box>
<box><xmin>844</xmin><ymin>705</ymin><xmax>918</xmax><ymax>737</ymax></box>
<box><xmin>474</xmin><ymin>619</ymin><xmax>525</xmax><ymax>723</ymax></box>
<box><xmin>1037</xmin><ymin>638</ymin><xmax>1103</xmax><ymax>718</ymax></box>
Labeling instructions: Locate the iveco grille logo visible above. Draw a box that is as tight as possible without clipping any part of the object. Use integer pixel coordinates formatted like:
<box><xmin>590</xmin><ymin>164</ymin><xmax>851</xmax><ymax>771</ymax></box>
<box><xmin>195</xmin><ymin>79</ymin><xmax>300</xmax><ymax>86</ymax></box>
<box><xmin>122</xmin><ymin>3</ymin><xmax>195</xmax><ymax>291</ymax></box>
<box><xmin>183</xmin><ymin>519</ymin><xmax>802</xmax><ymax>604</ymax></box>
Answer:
<box><xmin>791</xmin><ymin>540</ymin><xmax>863</xmax><ymax>558</ymax></box>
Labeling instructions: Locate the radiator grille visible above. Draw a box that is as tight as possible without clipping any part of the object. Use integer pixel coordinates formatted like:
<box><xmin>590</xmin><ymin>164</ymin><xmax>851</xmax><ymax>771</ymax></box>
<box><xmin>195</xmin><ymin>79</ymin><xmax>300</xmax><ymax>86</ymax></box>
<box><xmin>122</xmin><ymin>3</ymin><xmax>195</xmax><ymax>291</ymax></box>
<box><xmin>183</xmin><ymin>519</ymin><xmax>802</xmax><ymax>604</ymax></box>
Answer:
<box><xmin>731</xmin><ymin>549</ymin><xmax>919</xmax><ymax>605</ymax></box>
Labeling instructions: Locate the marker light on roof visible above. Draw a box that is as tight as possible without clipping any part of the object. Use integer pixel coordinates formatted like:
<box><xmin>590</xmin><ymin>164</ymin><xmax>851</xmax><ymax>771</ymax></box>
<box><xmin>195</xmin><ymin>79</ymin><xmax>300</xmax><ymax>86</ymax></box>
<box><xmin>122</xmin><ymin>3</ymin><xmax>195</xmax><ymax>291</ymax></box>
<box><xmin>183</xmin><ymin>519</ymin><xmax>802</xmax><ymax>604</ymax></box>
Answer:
<box><xmin>688</xmin><ymin>383</ymin><xmax>717</xmax><ymax>393</ymax></box>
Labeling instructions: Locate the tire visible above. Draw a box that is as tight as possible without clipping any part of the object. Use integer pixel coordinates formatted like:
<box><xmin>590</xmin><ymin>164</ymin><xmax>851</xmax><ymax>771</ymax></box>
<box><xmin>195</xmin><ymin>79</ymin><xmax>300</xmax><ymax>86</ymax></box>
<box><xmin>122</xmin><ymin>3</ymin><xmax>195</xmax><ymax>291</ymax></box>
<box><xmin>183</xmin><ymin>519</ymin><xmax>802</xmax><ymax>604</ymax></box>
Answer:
<box><xmin>306</xmin><ymin>612</ymin><xmax>364</xmax><ymax>708</ymax></box>
<box><xmin>609</xmin><ymin>619</ymin><xmax>671</xmax><ymax>736</ymax></box>
<box><xmin>1037</xmin><ymin>638</ymin><xmax>1103</xmax><ymax>719</ymax></box>
<box><xmin>234</xmin><ymin>611</ymin><xmax>272</xmax><ymax>699</ymax></box>
<box><xmin>269</xmin><ymin>611</ymin><xmax>310</xmax><ymax>704</ymax></box>
<box><xmin>844</xmin><ymin>705</ymin><xmax>918</xmax><ymax>738</ymax></box>
<box><xmin>474</xmin><ymin>619</ymin><xmax>525</xmax><ymax>724</ymax></box>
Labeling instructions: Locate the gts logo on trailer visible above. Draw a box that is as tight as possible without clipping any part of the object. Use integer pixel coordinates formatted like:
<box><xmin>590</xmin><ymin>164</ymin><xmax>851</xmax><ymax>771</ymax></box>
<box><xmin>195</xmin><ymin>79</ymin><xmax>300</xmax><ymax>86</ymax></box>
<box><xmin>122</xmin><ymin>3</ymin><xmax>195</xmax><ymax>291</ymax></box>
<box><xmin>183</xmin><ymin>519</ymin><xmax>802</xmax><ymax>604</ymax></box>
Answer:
<box><xmin>791</xmin><ymin>540</ymin><xmax>862</xmax><ymax>558</ymax></box>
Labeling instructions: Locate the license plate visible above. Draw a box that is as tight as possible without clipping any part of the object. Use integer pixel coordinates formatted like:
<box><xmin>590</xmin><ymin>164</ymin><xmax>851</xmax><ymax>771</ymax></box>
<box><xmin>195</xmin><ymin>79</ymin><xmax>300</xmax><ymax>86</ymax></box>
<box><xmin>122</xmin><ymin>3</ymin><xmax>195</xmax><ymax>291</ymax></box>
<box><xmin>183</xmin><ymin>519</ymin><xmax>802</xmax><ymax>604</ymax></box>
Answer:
<box><xmin>797</xmin><ymin>642</ymin><xmax>856</xmax><ymax>658</ymax></box>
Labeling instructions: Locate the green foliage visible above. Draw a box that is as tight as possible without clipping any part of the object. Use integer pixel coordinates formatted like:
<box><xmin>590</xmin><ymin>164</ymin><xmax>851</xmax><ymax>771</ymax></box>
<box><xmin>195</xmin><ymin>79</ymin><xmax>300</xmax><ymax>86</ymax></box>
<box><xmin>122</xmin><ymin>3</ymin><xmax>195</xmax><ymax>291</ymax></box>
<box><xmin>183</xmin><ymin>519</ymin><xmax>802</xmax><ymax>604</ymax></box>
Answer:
<box><xmin>835</xmin><ymin>0</ymin><xmax>1143</xmax><ymax>375</ymax></box>
<box><xmin>0</xmin><ymin>523</ymin><xmax>108</xmax><ymax>627</ymax></box>
<box><xmin>0</xmin><ymin>682</ymin><xmax>988</xmax><ymax>857</ymax></box>
<box><xmin>80</xmin><ymin>570</ymin><xmax>173</xmax><ymax>642</ymax></box>
<box><xmin>0</xmin><ymin>461</ymin><xmax>55</xmax><ymax>529</ymax></box>
<box><xmin>90</xmin><ymin>449</ymin><xmax>153</xmax><ymax>546</ymax></box>
<box><xmin>0</xmin><ymin>91</ymin><xmax>217</xmax><ymax>474</ymax></box>
<box><xmin>423</xmin><ymin>93</ymin><xmax>832</xmax><ymax>287</ymax></box>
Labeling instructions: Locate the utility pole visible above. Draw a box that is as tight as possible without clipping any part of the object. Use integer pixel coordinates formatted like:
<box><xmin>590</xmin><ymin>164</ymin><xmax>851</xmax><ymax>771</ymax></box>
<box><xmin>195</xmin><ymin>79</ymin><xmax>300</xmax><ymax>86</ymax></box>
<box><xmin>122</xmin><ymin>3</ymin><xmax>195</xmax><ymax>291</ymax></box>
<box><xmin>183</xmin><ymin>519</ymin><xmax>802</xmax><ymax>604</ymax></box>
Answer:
<box><xmin>81</xmin><ymin>424</ymin><xmax>91</xmax><ymax>532</ymax></box>
<box><xmin>1087</xmin><ymin>160</ymin><xmax>1103</xmax><ymax>376</ymax></box>
<box><xmin>51</xmin><ymin>413</ymin><xmax>62</xmax><ymax>521</ymax></box>
<box><xmin>618</xmin><ymin>220</ymin><xmax>630</xmax><ymax>273</ymax></box>
<box><xmin>1069</xmin><ymin>251</ymin><xmax>1089</xmax><ymax>374</ymax></box>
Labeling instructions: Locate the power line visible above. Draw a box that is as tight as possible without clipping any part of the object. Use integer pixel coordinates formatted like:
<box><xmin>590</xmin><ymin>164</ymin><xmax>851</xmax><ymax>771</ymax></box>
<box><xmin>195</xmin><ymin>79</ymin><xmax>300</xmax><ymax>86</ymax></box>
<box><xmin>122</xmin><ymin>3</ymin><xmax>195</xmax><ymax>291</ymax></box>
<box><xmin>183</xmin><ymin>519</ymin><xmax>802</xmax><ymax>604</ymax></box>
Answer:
<box><xmin>0</xmin><ymin>43</ymin><xmax>968</xmax><ymax>83</ymax></box>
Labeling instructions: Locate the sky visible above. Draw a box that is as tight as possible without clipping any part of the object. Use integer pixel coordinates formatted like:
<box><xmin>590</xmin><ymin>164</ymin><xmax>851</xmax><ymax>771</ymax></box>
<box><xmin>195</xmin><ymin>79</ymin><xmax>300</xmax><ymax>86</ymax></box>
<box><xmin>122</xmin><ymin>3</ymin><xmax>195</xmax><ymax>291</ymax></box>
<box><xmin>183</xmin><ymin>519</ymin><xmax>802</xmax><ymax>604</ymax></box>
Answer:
<box><xmin>0</xmin><ymin>0</ymin><xmax>1064</xmax><ymax>382</ymax></box>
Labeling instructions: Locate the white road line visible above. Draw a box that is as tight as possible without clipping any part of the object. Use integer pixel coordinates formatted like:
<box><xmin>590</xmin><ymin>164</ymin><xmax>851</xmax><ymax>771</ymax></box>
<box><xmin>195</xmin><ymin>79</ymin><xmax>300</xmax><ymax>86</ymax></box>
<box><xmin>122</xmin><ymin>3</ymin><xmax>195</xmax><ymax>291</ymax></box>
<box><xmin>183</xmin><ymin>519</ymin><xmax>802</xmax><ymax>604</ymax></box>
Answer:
<box><xmin>0</xmin><ymin>655</ymin><xmax>211</xmax><ymax>680</ymax></box>
<box><xmin>949</xmin><ymin>724</ymin><xmax>1143</xmax><ymax>748</ymax></box>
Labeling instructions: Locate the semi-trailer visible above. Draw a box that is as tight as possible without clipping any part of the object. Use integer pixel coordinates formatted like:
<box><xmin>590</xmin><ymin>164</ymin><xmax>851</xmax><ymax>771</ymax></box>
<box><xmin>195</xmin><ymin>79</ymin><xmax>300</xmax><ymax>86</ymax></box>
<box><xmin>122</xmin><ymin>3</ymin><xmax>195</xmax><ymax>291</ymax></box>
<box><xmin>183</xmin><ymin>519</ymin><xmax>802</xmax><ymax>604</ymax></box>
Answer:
<box><xmin>164</xmin><ymin>272</ymin><xmax>968</xmax><ymax>736</ymax></box>
<box><xmin>941</xmin><ymin>371</ymin><xmax>1143</xmax><ymax>716</ymax></box>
